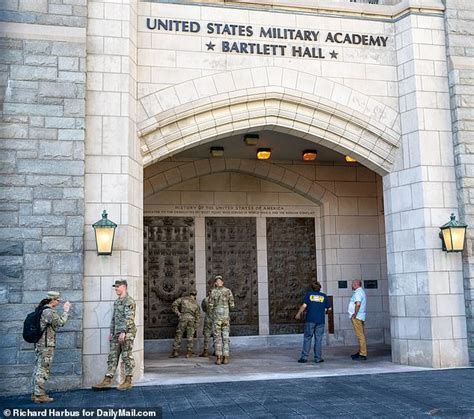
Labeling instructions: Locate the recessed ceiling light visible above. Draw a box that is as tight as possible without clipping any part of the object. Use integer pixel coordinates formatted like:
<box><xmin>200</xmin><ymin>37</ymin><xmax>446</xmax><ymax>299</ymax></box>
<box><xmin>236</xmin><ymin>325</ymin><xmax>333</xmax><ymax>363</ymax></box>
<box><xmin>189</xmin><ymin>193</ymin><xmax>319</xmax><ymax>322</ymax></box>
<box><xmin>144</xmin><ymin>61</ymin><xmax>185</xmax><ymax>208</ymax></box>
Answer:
<box><xmin>210</xmin><ymin>146</ymin><xmax>224</xmax><ymax>157</ymax></box>
<box><xmin>257</xmin><ymin>148</ymin><xmax>271</xmax><ymax>160</ymax></box>
<box><xmin>345</xmin><ymin>155</ymin><xmax>357</xmax><ymax>163</ymax></box>
<box><xmin>244</xmin><ymin>133</ymin><xmax>259</xmax><ymax>146</ymax></box>
<box><xmin>302</xmin><ymin>150</ymin><xmax>317</xmax><ymax>161</ymax></box>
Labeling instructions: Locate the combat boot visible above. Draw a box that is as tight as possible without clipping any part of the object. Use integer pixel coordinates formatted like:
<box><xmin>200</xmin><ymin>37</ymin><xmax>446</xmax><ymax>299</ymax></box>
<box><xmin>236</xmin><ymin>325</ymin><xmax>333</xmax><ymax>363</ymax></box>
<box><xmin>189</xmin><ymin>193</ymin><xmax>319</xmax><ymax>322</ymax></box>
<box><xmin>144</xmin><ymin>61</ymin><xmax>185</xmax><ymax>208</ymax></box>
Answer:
<box><xmin>117</xmin><ymin>375</ymin><xmax>133</xmax><ymax>391</ymax></box>
<box><xmin>92</xmin><ymin>376</ymin><xmax>113</xmax><ymax>389</ymax></box>
<box><xmin>169</xmin><ymin>350</ymin><xmax>179</xmax><ymax>358</ymax></box>
<box><xmin>222</xmin><ymin>356</ymin><xmax>229</xmax><ymax>365</ymax></box>
<box><xmin>199</xmin><ymin>349</ymin><xmax>209</xmax><ymax>357</ymax></box>
<box><xmin>186</xmin><ymin>350</ymin><xmax>193</xmax><ymax>358</ymax></box>
<box><xmin>215</xmin><ymin>356</ymin><xmax>223</xmax><ymax>365</ymax></box>
<box><xmin>32</xmin><ymin>395</ymin><xmax>54</xmax><ymax>403</ymax></box>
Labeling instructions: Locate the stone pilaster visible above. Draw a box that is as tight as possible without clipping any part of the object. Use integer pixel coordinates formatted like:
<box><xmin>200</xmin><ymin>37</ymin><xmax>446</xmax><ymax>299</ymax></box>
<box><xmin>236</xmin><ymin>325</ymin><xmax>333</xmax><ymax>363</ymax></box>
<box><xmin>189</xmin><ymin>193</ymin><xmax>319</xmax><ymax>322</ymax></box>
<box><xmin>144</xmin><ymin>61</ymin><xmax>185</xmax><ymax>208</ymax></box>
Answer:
<box><xmin>384</xmin><ymin>10</ymin><xmax>469</xmax><ymax>367</ymax></box>
<box><xmin>256</xmin><ymin>217</ymin><xmax>269</xmax><ymax>335</ymax></box>
<box><xmin>83</xmin><ymin>0</ymin><xmax>143</xmax><ymax>386</ymax></box>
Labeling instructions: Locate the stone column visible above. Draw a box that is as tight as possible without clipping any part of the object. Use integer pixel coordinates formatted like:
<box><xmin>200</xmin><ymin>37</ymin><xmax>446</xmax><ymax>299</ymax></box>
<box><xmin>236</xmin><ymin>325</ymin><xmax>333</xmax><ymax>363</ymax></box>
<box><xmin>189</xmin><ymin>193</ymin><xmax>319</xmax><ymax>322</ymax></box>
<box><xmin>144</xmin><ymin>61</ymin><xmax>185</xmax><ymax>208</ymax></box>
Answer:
<box><xmin>195</xmin><ymin>217</ymin><xmax>207</xmax><ymax>298</ymax></box>
<box><xmin>256</xmin><ymin>217</ymin><xmax>269</xmax><ymax>335</ymax></box>
<box><xmin>444</xmin><ymin>0</ymin><xmax>474</xmax><ymax>365</ymax></box>
<box><xmin>83</xmin><ymin>0</ymin><xmax>143</xmax><ymax>385</ymax></box>
<box><xmin>384</xmin><ymin>12</ymin><xmax>469</xmax><ymax>367</ymax></box>
<box><xmin>195</xmin><ymin>217</ymin><xmax>206</xmax><ymax>338</ymax></box>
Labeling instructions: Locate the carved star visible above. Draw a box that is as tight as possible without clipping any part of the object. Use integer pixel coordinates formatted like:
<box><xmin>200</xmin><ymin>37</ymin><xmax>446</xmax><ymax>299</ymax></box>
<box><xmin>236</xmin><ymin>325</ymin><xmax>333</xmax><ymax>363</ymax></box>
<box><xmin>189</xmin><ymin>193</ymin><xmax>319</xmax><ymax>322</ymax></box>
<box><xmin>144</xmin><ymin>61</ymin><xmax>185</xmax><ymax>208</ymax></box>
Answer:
<box><xmin>329</xmin><ymin>50</ymin><xmax>338</xmax><ymax>59</ymax></box>
<box><xmin>206</xmin><ymin>41</ymin><xmax>216</xmax><ymax>51</ymax></box>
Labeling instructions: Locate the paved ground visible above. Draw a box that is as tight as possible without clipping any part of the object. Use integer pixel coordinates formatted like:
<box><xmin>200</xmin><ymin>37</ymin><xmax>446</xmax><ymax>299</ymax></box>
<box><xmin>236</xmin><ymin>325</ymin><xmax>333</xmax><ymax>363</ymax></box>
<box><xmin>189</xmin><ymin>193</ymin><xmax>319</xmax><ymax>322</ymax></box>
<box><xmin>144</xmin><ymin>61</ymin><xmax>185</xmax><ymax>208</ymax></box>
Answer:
<box><xmin>0</xmin><ymin>369</ymin><xmax>474</xmax><ymax>418</ymax></box>
<box><xmin>1</xmin><ymin>368</ymin><xmax>473</xmax><ymax>418</ymax></box>
<box><xmin>143</xmin><ymin>345</ymin><xmax>429</xmax><ymax>386</ymax></box>
<box><xmin>2</xmin><ymin>346</ymin><xmax>473</xmax><ymax>418</ymax></box>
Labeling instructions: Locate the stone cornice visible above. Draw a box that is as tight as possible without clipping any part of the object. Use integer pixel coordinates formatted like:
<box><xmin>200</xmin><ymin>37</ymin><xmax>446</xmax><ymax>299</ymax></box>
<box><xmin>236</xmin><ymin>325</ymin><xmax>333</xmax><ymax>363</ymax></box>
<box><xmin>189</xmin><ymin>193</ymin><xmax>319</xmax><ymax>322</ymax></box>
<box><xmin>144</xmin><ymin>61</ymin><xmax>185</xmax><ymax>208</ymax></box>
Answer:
<box><xmin>148</xmin><ymin>0</ymin><xmax>445</xmax><ymax>20</ymax></box>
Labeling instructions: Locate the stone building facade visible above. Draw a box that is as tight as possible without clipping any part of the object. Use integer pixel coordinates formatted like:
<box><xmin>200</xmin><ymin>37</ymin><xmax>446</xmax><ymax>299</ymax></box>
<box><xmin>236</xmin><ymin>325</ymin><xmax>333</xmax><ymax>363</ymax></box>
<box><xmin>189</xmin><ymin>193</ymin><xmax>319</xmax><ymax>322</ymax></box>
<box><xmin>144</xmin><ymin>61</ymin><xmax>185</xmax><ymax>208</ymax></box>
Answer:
<box><xmin>0</xmin><ymin>0</ymin><xmax>473</xmax><ymax>395</ymax></box>
<box><xmin>1</xmin><ymin>0</ymin><xmax>86</xmax><ymax>393</ymax></box>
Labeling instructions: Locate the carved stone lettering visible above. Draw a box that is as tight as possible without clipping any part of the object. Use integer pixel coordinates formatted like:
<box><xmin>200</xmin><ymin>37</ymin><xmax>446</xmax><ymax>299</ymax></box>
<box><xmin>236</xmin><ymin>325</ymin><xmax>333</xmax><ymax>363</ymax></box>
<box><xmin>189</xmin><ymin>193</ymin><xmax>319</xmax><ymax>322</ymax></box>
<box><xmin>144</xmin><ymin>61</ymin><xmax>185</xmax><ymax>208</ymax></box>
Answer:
<box><xmin>144</xmin><ymin>217</ymin><xmax>195</xmax><ymax>339</ymax></box>
<box><xmin>267</xmin><ymin>218</ymin><xmax>317</xmax><ymax>335</ymax></box>
<box><xmin>205</xmin><ymin>217</ymin><xmax>259</xmax><ymax>336</ymax></box>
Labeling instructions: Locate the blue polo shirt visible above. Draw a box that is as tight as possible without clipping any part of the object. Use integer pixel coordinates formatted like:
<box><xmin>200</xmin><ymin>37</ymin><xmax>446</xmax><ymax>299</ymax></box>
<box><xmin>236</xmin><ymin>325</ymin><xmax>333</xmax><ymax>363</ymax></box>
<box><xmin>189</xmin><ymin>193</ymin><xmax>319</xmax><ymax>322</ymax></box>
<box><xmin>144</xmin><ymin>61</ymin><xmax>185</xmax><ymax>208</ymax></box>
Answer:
<box><xmin>303</xmin><ymin>291</ymin><xmax>331</xmax><ymax>324</ymax></box>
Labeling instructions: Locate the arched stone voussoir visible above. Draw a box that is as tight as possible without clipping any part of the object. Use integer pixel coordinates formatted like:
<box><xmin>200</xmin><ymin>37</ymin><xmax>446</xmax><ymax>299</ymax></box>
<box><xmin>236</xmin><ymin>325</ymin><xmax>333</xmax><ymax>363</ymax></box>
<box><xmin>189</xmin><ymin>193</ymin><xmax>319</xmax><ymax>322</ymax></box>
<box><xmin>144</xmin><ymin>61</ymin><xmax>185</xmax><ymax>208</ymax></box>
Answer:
<box><xmin>145</xmin><ymin>158</ymin><xmax>338</xmax><ymax>208</ymax></box>
<box><xmin>139</xmin><ymin>67</ymin><xmax>401</xmax><ymax>176</ymax></box>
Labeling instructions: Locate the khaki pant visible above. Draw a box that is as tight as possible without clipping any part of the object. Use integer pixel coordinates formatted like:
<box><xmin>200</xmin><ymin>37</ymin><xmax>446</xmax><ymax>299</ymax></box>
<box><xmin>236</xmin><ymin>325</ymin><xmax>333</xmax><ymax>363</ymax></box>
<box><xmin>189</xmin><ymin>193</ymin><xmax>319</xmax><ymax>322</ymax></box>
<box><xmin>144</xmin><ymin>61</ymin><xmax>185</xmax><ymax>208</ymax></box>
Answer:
<box><xmin>351</xmin><ymin>317</ymin><xmax>367</xmax><ymax>356</ymax></box>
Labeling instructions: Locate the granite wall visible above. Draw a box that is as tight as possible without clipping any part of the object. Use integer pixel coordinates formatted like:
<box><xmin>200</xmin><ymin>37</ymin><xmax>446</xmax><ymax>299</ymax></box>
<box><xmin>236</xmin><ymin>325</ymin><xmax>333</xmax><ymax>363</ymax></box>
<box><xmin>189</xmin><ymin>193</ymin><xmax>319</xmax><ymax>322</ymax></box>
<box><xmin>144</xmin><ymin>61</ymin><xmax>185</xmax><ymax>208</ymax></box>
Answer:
<box><xmin>444</xmin><ymin>0</ymin><xmax>474</xmax><ymax>365</ymax></box>
<box><xmin>0</xmin><ymin>0</ymin><xmax>86</xmax><ymax>395</ymax></box>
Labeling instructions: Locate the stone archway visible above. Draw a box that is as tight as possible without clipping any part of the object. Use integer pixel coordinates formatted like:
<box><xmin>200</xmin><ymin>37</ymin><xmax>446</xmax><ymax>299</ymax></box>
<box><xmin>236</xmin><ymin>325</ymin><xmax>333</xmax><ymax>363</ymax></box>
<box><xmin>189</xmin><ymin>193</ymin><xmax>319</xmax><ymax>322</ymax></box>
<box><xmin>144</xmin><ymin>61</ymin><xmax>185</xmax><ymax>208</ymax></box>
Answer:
<box><xmin>144</xmin><ymin>158</ymin><xmax>337</xmax><ymax>210</ymax></box>
<box><xmin>137</xmin><ymin>67</ymin><xmax>401</xmax><ymax>175</ymax></box>
<box><xmin>137</xmin><ymin>70</ymin><xmax>399</xmax><ymax>359</ymax></box>
<box><xmin>143</xmin><ymin>157</ymin><xmax>389</xmax><ymax>347</ymax></box>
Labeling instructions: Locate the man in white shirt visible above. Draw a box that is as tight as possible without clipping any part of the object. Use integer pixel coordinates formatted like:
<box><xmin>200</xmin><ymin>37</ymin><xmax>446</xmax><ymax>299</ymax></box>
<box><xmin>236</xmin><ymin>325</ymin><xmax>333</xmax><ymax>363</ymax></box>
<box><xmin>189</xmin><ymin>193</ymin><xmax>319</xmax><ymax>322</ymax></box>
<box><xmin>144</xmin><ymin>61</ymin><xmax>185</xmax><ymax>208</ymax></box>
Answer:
<box><xmin>350</xmin><ymin>279</ymin><xmax>367</xmax><ymax>360</ymax></box>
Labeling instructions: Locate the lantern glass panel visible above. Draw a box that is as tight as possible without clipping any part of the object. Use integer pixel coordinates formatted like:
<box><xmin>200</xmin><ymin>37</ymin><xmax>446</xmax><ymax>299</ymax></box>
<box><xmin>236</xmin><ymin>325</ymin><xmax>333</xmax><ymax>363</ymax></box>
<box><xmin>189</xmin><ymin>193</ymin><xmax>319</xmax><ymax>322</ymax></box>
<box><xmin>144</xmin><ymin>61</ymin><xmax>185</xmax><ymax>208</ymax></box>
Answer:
<box><xmin>450</xmin><ymin>227</ymin><xmax>465</xmax><ymax>251</ymax></box>
<box><xmin>95</xmin><ymin>227</ymin><xmax>115</xmax><ymax>254</ymax></box>
<box><xmin>442</xmin><ymin>228</ymin><xmax>453</xmax><ymax>251</ymax></box>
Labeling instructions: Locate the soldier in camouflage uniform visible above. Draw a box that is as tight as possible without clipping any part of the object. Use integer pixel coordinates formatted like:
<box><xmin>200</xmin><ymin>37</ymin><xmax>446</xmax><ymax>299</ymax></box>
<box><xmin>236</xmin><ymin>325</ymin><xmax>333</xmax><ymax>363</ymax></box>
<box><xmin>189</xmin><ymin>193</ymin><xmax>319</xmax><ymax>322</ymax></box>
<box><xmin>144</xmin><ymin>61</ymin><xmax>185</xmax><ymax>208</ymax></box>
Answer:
<box><xmin>199</xmin><ymin>289</ymin><xmax>214</xmax><ymax>357</ymax></box>
<box><xmin>170</xmin><ymin>291</ymin><xmax>200</xmax><ymax>358</ymax></box>
<box><xmin>93</xmin><ymin>279</ymin><xmax>136</xmax><ymax>391</ymax></box>
<box><xmin>32</xmin><ymin>291</ymin><xmax>71</xmax><ymax>404</ymax></box>
<box><xmin>208</xmin><ymin>275</ymin><xmax>235</xmax><ymax>365</ymax></box>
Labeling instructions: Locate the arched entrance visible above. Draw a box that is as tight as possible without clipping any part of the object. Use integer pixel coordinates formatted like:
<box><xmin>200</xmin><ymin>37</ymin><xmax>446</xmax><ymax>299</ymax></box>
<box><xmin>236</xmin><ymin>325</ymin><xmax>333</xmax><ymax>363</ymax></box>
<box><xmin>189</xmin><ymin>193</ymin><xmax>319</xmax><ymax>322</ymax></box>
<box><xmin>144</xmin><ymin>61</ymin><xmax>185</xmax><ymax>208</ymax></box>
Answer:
<box><xmin>138</xmin><ymin>67</ymin><xmax>400</xmax><ymax>175</ymax></box>
<box><xmin>137</xmin><ymin>69</ymin><xmax>398</xmax><ymax>366</ymax></box>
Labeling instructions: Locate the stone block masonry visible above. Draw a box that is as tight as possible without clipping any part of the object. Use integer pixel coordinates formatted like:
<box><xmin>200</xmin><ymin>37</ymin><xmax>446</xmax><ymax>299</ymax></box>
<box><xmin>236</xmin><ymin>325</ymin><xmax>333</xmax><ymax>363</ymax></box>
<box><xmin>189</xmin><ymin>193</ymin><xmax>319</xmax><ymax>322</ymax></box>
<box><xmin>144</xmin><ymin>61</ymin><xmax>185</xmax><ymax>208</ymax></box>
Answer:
<box><xmin>0</xmin><ymin>6</ymin><xmax>86</xmax><ymax>394</ymax></box>
<box><xmin>445</xmin><ymin>0</ymin><xmax>474</xmax><ymax>366</ymax></box>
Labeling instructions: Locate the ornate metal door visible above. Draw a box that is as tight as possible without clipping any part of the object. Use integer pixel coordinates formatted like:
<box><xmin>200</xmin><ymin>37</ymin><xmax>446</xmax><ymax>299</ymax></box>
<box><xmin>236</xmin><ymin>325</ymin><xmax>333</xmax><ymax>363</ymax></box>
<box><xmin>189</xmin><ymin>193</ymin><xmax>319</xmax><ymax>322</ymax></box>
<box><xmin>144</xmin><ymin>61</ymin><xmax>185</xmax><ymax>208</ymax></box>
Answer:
<box><xmin>205</xmin><ymin>217</ymin><xmax>259</xmax><ymax>336</ymax></box>
<box><xmin>144</xmin><ymin>217</ymin><xmax>195</xmax><ymax>339</ymax></box>
<box><xmin>267</xmin><ymin>218</ymin><xmax>317</xmax><ymax>334</ymax></box>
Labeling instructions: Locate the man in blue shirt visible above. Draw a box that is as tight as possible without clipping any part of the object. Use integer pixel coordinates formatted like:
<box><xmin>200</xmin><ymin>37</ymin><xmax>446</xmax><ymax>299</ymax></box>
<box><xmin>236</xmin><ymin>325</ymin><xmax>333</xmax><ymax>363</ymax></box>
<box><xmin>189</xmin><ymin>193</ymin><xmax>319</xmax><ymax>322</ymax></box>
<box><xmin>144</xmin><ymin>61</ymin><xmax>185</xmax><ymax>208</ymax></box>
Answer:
<box><xmin>350</xmin><ymin>279</ymin><xmax>367</xmax><ymax>360</ymax></box>
<box><xmin>295</xmin><ymin>281</ymin><xmax>332</xmax><ymax>363</ymax></box>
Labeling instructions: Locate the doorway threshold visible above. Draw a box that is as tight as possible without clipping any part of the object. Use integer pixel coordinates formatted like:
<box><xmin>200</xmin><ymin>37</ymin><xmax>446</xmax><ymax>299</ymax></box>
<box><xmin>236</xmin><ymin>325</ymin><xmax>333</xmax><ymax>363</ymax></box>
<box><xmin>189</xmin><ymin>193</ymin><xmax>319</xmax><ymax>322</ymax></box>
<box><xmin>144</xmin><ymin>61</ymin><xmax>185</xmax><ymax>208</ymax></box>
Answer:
<box><xmin>141</xmin><ymin>344</ymin><xmax>430</xmax><ymax>387</ymax></box>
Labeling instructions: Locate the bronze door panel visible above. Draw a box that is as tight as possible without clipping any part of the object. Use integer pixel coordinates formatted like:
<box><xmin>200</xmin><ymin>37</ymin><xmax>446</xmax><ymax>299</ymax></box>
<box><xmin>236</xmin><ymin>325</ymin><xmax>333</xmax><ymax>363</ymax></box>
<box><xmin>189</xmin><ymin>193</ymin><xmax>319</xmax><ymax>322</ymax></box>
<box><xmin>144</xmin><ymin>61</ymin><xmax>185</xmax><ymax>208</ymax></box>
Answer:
<box><xmin>267</xmin><ymin>217</ymin><xmax>317</xmax><ymax>335</ymax></box>
<box><xmin>205</xmin><ymin>217</ymin><xmax>259</xmax><ymax>336</ymax></box>
<box><xmin>144</xmin><ymin>217</ymin><xmax>195</xmax><ymax>339</ymax></box>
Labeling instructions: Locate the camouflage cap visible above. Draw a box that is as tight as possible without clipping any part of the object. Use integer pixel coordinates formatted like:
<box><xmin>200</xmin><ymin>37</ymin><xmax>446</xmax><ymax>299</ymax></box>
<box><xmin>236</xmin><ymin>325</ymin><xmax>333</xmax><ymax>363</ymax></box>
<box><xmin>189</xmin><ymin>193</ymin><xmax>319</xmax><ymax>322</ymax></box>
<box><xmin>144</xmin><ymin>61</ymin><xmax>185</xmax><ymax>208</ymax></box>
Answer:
<box><xmin>214</xmin><ymin>274</ymin><xmax>223</xmax><ymax>281</ymax></box>
<box><xmin>47</xmin><ymin>291</ymin><xmax>61</xmax><ymax>300</ymax></box>
<box><xmin>112</xmin><ymin>279</ymin><xmax>128</xmax><ymax>287</ymax></box>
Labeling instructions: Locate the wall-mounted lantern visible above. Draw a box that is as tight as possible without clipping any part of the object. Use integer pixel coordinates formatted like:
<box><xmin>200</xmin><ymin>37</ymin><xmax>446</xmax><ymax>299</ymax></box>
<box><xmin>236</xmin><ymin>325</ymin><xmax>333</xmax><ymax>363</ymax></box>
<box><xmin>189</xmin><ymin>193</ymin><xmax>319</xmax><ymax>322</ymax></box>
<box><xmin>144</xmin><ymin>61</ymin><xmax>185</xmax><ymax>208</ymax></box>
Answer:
<box><xmin>92</xmin><ymin>210</ymin><xmax>117</xmax><ymax>255</ymax></box>
<box><xmin>439</xmin><ymin>213</ymin><xmax>467</xmax><ymax>253</ymax></box>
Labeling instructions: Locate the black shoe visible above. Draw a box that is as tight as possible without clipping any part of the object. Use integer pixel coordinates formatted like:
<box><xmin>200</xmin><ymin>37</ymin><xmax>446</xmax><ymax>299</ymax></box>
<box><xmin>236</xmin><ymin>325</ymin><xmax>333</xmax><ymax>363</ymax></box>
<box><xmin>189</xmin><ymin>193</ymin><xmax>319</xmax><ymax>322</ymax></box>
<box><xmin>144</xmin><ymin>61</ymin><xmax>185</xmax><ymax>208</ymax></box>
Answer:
<box><xmin>314</xmin><ymin>359</ymin><xmax>324</xmax><ymax>363</ymax></box>
<box><xmin>297</xmin><ymin>358</ymin><xmax>308</xmax><ymax>363</ymax></box>
<box><xmin>351</xmin><ymin>353</ymin><xmax>360</xmax><ymax>360</ymax></box>
<box><xmin>355</xmin><ymin>355</ymin><xmax>367</xmax><ymax>361</ymax></box>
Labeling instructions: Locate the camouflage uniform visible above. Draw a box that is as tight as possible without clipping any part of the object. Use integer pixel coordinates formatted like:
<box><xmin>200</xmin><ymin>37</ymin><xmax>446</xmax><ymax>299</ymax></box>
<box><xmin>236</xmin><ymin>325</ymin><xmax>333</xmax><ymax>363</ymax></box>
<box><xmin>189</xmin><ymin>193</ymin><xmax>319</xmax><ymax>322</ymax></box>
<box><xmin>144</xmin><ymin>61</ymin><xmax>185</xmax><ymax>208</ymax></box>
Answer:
<box><xmin>201</xmin><ymin>297</ymin><xmax>213</xmax><ymax>352</ymax></box>
<box><xmin>33</xmin><ymin>305</ymin><xmax>69</xmax><ymax>396</ymax></box>
<box><xmin>208</xmin><ymin>287</ymin><xmax>235</xmax><ymax>357</ymax></box>
<box><xmin>172</xmin><ymin>296</ymin><xmax>201</xmax><ymax>352</ymax></box>
<box><xmin>105</xmin><ymin>294</ymin><xmax>137</xmax><ymax>378</ymax></box>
